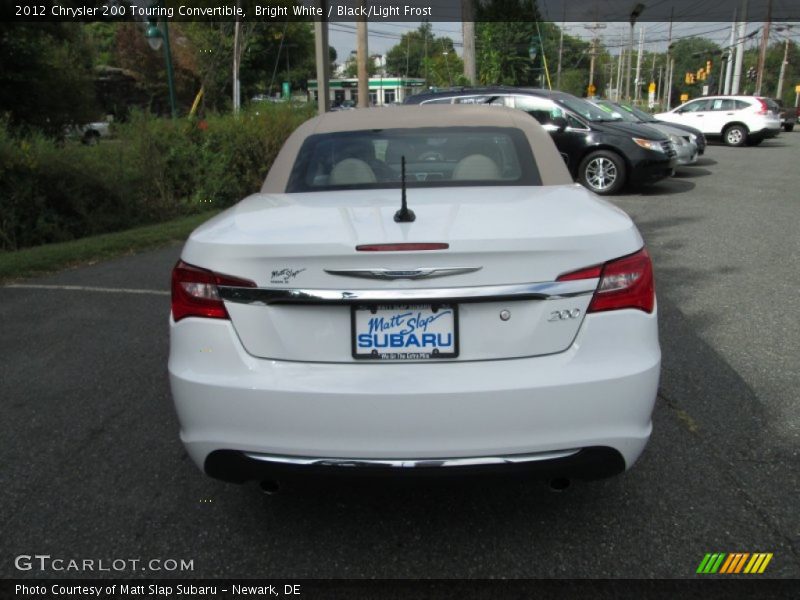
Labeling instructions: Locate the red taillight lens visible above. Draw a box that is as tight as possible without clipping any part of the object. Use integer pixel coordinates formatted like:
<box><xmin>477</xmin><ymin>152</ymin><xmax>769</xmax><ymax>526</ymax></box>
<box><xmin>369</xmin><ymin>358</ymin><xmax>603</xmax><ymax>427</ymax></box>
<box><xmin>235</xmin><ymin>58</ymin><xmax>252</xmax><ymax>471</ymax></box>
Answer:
<box><xmin>557</xmin><ymin>247</ymin><xmax>655</xmax><ymax>313</ymax></box>
<box><xmin>171</xmin><ymin>260</ymin><xmax>256</xmax><ymax>322</ymax></box>
<box><xmin>756</xmin><ymin>98</ymin><xmax>769</xmax><ymax>115</ymax></box>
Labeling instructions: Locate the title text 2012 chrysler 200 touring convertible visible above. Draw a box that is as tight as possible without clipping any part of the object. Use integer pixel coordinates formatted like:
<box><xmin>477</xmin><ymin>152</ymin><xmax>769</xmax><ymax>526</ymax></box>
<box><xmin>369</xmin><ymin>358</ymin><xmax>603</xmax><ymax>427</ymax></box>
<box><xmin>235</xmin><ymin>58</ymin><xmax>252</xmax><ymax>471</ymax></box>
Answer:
<box><xmin>168</xmin><ymin>106</ymin><xmax>661</xmax><ymax>488</ymax></box>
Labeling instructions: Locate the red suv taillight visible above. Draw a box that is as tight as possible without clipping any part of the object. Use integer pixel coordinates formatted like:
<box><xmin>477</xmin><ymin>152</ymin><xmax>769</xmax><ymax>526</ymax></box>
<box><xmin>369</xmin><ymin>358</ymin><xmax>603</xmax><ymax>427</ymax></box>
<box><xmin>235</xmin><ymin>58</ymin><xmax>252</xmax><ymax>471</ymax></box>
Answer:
<box><xmin>171</xmin><ymin>260</ymin><xmax>256</xmax><ymax>321</ymax></box>
<box><xmin>557</xmin><ymin>247</ymin><xmax>655</xmax><ymax>313</ymax></box>
<box><xmin>756</xmin><ymin>98</ymin><xmax>769</xmax><ymax>115</ymax></box>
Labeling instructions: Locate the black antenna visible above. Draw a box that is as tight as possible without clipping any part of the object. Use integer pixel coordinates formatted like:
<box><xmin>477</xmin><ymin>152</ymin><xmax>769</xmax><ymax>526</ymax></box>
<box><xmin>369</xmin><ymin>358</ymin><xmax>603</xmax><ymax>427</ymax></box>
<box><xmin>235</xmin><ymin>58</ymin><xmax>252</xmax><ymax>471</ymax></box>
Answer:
<box><xmin>394</xmin><ymin>155</ymin><xmax>416</xmax><ymax>223</ymax></box>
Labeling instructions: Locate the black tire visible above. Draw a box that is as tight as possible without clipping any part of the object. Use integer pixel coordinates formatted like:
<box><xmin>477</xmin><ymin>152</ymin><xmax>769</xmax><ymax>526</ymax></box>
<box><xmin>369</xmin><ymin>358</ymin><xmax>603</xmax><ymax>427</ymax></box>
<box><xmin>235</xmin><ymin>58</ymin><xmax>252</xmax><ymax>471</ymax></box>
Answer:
<box><xmin>784</xmin><ymin>124</ymin><xmax>794</xmax><ymax>132</ymax></box>
<box><xmin>578</xmin><ymin>150</ymin><xmax>626</xmax><ymax>195</ymax></box>
<box><xmin>723</xmin><ymin>124</ymin><xmax>747</xmax><ymax>147</ymax></box>
<box><xmin>82</xmin><ymin>130</ymin><xmax>100</xmax><ymax>145</ymax></box>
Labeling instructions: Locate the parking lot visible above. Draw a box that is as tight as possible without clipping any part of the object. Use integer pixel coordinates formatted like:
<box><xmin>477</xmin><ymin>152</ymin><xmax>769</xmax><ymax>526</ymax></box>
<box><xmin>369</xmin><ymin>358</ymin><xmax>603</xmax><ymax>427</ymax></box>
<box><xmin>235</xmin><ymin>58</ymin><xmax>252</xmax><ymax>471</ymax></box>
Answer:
<box><xmin>1</xmin><ymin>132</ymin><xmax>798</xmax><ymax>579</ymax></box>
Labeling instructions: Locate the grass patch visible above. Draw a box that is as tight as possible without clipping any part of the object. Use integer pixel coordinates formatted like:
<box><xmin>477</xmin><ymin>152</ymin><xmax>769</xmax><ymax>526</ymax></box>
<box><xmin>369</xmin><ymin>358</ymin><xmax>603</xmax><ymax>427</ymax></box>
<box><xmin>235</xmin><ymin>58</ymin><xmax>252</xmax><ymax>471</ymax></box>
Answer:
<box><xmin>0</xmin><ymin>210</ymin><xmax>219</xmax><ymax>283</ymax></box>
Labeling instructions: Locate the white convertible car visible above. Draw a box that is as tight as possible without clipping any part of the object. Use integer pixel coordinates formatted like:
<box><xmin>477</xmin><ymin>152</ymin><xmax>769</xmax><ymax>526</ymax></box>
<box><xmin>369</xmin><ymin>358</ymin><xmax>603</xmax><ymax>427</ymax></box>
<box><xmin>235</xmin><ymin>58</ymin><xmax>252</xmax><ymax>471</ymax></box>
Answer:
<box><xmin>169</xmin><ymin>106</ymin><xmax>660</xmax><ymax>490</ymax></box>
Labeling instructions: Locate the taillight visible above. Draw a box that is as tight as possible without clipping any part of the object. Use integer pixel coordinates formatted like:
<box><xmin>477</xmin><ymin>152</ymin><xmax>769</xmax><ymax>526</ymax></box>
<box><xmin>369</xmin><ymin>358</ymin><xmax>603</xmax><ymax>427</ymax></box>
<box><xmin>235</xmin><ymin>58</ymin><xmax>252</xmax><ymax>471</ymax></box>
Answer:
<box><xmin>557</xmin><ymin>247</ymin><xmax>655</xmax><ymax>313</ymax></box>
<box><xmin>171</xmin><ymin>260</ymin><xmax>256</xmax><ymax>321</ymax></box>
<box><xmin>756</xmin><ymin>98</ymin><xmax>769</xmax><ymax>115</ymax></box>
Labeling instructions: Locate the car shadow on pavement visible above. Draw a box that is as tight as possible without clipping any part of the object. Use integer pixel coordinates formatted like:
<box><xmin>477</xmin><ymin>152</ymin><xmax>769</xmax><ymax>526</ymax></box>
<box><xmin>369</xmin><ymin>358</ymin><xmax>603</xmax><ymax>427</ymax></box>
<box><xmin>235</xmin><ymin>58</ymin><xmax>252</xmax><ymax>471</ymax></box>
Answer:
<box><xmin>633</xmin><ymin>178</ymin><xmax>696</xmax><ymax>196</ymax></box>
<box><xmin>672</xmin><ymin>167</ymin><xmax>712</xmax><ymax>179</ymax></box>
<box><xmin>691</xmin><ymin>157</ymin><xmax>717</xmax><ymax>167</ymax></box>
<box><xmin>754</xmin><ymin>141</ymin><xmax>790</xmax><ymax>148</ymax></box>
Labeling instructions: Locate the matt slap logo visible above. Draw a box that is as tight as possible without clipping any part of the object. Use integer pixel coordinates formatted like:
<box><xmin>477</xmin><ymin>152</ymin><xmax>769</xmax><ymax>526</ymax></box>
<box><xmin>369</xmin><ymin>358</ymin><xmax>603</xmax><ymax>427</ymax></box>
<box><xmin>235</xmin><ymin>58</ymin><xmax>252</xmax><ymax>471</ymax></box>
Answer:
<box><xmin>696</xmin><ymin>552</ymin><xmax>773</xmax><ymax>574</ymax></box>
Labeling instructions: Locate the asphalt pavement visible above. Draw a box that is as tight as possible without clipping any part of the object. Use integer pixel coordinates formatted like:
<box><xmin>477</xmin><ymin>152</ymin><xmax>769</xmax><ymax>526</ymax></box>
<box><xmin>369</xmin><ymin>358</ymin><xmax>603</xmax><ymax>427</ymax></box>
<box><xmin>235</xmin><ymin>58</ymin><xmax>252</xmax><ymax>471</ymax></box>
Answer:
<box><xmin>1</xmin><ymin>133</ymin><xmax>798</xmax><ymax>579</ymax></box>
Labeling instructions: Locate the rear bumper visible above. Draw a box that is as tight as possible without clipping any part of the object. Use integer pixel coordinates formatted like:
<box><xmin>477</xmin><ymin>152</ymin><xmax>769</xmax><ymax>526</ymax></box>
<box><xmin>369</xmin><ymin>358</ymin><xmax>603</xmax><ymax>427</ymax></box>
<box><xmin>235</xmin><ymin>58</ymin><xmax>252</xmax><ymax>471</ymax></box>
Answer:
<box><xmin>169</xmin><ymin>308</ymin><xmax>660</xmax><ymax>482</ymax></box>
<box><xmin>750</xmin><ymin>126</ymin><xmax>781</xmax><ymax>140</ymax></box>
<box><xmin>205</xmin><ymin>447</ymin><xmax>626</xmax><ymax>483</ymax></box>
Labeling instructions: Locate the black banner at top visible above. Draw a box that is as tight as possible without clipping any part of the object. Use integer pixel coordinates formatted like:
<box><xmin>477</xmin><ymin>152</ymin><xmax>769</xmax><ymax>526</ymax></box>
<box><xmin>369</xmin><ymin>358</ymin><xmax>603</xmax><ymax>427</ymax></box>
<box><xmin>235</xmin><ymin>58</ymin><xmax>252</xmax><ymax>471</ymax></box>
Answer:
<box><xmin>4</xmin><ymin>0</ymin><xmax>799</xmax><ymax>23</ymax></box>
<box><xmin>2</xmin><ymin>578</ymin><xmax>800</xmax><ymax>600</ymax></box>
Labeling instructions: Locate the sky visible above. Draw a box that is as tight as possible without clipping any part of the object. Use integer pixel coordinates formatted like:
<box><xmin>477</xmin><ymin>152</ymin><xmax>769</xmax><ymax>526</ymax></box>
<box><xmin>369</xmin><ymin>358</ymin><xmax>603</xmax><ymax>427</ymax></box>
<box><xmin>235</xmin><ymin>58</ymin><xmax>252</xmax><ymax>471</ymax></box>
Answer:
<box><xmin>328</xmin><ymin>20</ymin><xmax>799</xmax><ymax>65</ymax></box>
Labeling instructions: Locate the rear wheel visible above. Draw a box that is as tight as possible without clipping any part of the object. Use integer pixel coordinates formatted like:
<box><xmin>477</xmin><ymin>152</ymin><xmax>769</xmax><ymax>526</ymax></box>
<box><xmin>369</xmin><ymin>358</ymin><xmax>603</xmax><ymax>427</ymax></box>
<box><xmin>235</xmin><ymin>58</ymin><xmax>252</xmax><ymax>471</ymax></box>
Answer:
<box><xmin>784</xmin><ymin>124</ymin><xmax>794</xmax><ymax>132</ymax></box>
<box><xmin>82</xmin><ymin>130</ymin><xmax>100</xmax><ymax>145</ymax></box>
<box><xmin>723</xmin><ymin>124</ymin><xmax>747</xmax><ymax>147</ymax></box>
<box><xmin>578</xmin><ymin>150</ymin><xmax>626</xmax><ymax>195</ymax></box>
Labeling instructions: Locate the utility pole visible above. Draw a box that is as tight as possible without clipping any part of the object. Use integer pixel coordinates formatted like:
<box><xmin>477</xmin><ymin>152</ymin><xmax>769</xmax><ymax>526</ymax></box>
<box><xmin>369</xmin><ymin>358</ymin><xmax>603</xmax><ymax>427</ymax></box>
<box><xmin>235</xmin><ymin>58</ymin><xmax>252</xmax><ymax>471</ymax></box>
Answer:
<box><xmin>556</xmin><ymin>6</ymin><xmax>566</xmax><ymax>88</ymax></box>
<box><xmin>755</xmin><ymin>0</ymin><xmax>772</xmax><ymax>96</ymax></box>
<box><xmin>461</xmin><ymin>0</ymin><xmax>475</xmax><ymax>84</ymax></box>
<box><xmin>657</xmin><ymin>65</ymin><xmax>663</xmax><ymax>104</ymax></box>
<box><xmin>732</xmin><ymin>0</ymin><xmax>748</xmax><ymax>95</ymax></box>
<box><xmin>634</xmin><ymin>26</ymin><xmax>645</xmax><ymax>101</ymax></box>
<box><xmin>666</xmin><ymin>57</ymin><xmax>674</xmax><ymax>109</ymax></box>
<box><xmin>616</xmin><ymin>47</ymin><xmax>624</xmax><ymax>101</ymax></box>
<box><xmin>776</xmin><ymin>36</ymin><xmax>790</xmax><ymax>98</ymax></box>
<box><xmin>233</xmin><ymin>7</ymin><xmax>241</xmax><ymax>113</ymax></box>
<box><xmin>314</xmin><ymin>0</ymin><xmax>330</xmax><ymax>113</ymax></box>
<box><xmin>665</xmin><ymin>7</ymin><xmax>673</xmax><ymax>108</ymax></box>
<box><xmin>724</xmin><ymin>11</ymin><xmax>736</xmax><ymax>94</ymax></box>
<box><xmin>356</xmin><ymin>4</ymin><xmax>369</xmax><ymax>108</ymax></box>
<box><xmin>585</xmin><ymin>21</ymin><xmax>606</xmax><ymax>98</ymax></box>
<box><xmin>461</xmin><ymin>6</ymin><xmax>476</xmax><ymax>84</ymax></box>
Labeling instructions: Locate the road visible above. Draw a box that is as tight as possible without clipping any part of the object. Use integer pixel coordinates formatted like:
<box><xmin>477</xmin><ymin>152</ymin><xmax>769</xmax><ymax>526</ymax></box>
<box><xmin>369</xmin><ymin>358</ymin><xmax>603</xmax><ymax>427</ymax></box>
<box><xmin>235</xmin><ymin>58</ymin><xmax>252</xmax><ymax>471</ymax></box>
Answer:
<box><xmin>1</xmin><ymin>133</ymin><xmax>798</xmax><ymax>580</ymax></box>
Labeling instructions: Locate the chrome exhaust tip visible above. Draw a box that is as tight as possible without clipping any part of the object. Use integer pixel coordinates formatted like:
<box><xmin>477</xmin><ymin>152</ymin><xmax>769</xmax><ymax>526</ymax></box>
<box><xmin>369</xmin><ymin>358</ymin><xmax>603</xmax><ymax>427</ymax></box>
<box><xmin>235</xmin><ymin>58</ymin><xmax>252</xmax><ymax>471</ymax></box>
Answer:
<box><xmin>259</xmin><ymin>480</ymin><xmax>280</xmax><ymax>495</ymax></box>
<box><xmin>548</xmin><ymin>477</ymin><xmax>571</xmax><ymax>492</ymax></box>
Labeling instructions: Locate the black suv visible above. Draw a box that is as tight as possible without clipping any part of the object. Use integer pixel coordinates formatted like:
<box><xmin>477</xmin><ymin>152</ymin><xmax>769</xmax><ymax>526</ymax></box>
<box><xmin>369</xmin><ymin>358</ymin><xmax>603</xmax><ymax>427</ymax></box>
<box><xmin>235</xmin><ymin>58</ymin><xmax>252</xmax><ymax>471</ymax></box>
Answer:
<box><xmin>405</xmin><ymin>87</ymin><xmax>676</xmax><ymax>195</ymax></box>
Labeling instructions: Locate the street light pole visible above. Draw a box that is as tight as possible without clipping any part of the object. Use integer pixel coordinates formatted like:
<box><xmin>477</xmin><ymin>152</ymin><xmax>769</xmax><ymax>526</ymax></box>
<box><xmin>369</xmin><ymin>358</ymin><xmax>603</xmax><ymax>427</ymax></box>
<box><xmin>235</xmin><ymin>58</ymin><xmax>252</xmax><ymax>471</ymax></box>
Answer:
<box><xmin>161</xmin><ymin>19</ymin><xmax>177</xmax><ymax>117</ymax></box>
<box><xmin>626</xmin><ymin>23</ymin><xmax>634</xmax><ymax>100</ymax></box>
<box><xmin>144</xmin><ymin>1</ymin><xmax>177</xmax><ymax>117</ymax></box>
<box><xmin>627</xmin><ymin>3</ymin><xmax>645</xmax><ymax>102</ymax></box>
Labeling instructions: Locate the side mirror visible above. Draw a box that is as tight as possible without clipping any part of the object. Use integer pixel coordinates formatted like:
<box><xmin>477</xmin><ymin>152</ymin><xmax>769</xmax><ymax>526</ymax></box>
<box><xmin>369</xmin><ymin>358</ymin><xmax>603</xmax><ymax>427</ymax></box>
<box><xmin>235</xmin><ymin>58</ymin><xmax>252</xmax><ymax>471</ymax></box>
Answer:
<box><xmin>551</xmin><ymin>116</ymin><xmax>568</xmax><ymax>132</ymax></box>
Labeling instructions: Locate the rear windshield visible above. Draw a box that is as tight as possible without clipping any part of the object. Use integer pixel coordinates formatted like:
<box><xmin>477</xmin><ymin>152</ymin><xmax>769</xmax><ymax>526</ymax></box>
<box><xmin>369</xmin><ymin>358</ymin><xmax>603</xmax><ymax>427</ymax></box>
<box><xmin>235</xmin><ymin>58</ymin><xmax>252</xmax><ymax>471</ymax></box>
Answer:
<box><xmin>285</xmin><ymin>127</ymin><xmax>541</xmax><ymax>192</ymax></box>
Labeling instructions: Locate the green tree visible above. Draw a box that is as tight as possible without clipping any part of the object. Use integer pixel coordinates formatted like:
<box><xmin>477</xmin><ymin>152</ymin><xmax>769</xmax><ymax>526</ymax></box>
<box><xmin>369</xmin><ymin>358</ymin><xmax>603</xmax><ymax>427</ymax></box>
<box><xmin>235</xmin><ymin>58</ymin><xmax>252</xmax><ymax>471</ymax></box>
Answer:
<box><xmin>342</xmin><ymin>52</ymin><xmax>378</xmax><ymax>78</ymax></box>
<box><xmin>423</xmin><ymin>44</ymin><xmax>464</xmax><ymax>87</ymax></box>
<box><xmin>0</xmin><ymin>23</ymin><xmax>98</xmax><ymax>135</ymax></box>
<box><xmin>240</xmin><ymin>23</ymin><xmax>316</xmax><ymax>98</ymax></box>
<box><xmin>473</xmin><ymin>1</ymin><xmax>553</xmax><ymax>86</ymax></box>
<box><xmin>385</xmin><ymin>23</ymin><xmax>436</xmax><ymax>79</ymax></box>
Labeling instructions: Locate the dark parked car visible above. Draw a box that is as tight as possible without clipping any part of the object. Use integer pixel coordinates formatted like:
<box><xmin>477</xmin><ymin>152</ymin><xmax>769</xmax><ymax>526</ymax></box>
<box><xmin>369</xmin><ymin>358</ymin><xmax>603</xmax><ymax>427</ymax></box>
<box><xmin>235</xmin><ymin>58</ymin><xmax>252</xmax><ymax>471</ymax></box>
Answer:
<box><xmin>405</xmin><ymin>87</ymin><xmax>676</xmax><ymax>195</ymax></box>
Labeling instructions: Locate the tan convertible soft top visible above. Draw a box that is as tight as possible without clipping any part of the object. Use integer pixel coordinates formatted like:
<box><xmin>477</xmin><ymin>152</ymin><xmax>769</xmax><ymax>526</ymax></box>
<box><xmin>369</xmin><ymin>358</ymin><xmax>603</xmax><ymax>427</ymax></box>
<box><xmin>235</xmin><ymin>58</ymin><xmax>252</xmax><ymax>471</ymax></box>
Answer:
<box><xmin>261</xmin><ymin>105</ymin><xmax>572</xmax><ymax>192</ymax></box>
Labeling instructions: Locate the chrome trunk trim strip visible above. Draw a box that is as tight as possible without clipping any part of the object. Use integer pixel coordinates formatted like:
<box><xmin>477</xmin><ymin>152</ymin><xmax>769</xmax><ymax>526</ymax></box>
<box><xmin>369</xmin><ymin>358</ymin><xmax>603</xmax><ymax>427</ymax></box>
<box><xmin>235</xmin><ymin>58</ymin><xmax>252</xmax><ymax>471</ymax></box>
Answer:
<box><xmin>218</xmin><ymin>278</ymin><xmax>598</xmax><ymax>306</ymax></box>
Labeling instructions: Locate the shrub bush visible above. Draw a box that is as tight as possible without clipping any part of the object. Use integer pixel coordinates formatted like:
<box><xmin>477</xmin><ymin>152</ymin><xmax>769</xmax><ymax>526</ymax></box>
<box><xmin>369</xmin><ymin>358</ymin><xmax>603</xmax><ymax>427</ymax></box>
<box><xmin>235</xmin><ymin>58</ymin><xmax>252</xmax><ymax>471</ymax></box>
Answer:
<box><xmin>0</xmin><ymin>103</ymin><xmax>314</xmax><ymax>251</ymax></box>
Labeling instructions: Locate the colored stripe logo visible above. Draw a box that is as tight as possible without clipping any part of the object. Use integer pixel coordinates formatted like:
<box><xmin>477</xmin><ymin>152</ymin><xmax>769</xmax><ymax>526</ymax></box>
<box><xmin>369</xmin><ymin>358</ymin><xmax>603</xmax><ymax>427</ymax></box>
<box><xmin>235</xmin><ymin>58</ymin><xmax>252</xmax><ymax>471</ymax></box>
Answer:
<box><xmin>696</xmin><ymin>553</ymin><xmax>773</xmax><ymax>574</ymax></box>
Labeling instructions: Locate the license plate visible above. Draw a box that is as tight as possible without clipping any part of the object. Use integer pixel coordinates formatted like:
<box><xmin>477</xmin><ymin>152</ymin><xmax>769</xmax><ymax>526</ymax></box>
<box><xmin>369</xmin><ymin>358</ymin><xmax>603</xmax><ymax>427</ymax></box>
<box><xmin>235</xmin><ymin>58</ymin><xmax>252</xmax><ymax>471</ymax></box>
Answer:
<box><xmin>351</xmin><ymin>304</ymin><xmax>458</xmax><ymax>360</ymax></box>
